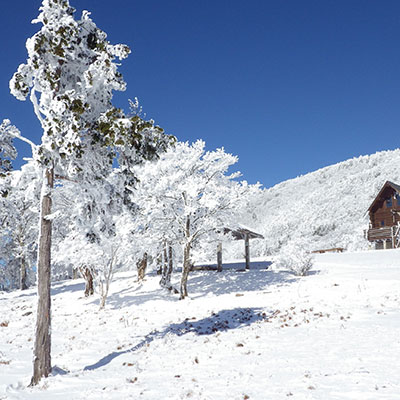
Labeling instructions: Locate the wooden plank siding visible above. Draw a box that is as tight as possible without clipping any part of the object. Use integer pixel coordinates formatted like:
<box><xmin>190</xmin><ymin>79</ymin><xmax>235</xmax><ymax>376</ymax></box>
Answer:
<box><xmin>367</xmin><ymin>227</ymin><xmax>395</xmax><ymax>241</ymax></box>
<box><xmin>369</xmin><ymin>187</ymin><xmax>400</xmax><ymax>229</ymax></box>
<box><xmin>367</xmin><ymin>181</ymin><xmax>400</xmax><ymax>247</ymax></box>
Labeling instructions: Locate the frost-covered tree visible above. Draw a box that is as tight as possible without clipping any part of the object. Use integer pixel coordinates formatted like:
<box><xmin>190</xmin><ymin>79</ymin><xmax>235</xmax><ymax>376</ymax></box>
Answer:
<box><xmin>10</xmin><ymin>0</ymin><xmax>171</xmax><ymax>385</ymax></box>
<box><xmin>0</xmin><ymin>120</ymin><xmax>18</xmax><ymax>180</ymax></box>
<box><xmin>132</xmin><ymin>140</ymin><xmax>249</xmax><ymax>299</ymax></box>
<box><xmin>0</xmin><ymin>161</ymin><xmax>40</xmax><ymax>291</ymax></box>
<box><xmin>53</xmin><ymin>172</ymin><xmax>138</xmax><ymax>308</ymax></box>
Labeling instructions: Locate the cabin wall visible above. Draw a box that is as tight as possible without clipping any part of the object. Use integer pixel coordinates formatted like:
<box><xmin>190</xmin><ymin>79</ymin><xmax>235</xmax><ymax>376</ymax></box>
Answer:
<box><xmin>370</xmin><ymin>188</ymin><xmax>400</xmax><ymax>228</ymax></box>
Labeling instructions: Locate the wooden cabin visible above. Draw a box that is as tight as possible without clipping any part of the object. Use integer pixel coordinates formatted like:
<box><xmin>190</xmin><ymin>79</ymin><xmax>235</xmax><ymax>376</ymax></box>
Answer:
<box><xmin>366</xmin><ymin>181</ymin><xmax>400</xmax><ymax>249</ymax></box>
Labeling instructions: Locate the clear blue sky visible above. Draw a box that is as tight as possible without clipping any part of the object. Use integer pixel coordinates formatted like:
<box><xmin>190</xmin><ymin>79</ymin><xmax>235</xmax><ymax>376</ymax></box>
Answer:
<box><xmin>1</xmin><ymin>0</ymin><xmax>400</xmax><ymax>188</ymax></box>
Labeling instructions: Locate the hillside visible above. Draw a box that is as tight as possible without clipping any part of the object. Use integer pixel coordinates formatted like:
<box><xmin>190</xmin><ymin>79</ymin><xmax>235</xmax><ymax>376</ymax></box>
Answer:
<box><xmin>1</xmin><ymin>251</ymin><xmax>400</xmax><ymax>399</ymax></box>
<box><xmin>251</xmin><ymin>148</ymin><xmax>400</xmax><ymax>255</ymax></box>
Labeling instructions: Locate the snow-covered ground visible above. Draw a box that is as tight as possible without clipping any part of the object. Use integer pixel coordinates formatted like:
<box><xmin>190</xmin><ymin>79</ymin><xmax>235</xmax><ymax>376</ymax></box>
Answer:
<box><xmin>1</xmin><ymin>250</ymin><xmax>399</xmax><ymax>399</ymax></box>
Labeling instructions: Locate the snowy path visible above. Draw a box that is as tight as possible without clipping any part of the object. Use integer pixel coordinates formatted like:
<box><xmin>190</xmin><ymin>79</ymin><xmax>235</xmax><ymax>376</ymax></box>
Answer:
<box><xmin>1</xmin><ymin>250</ymin><xmax>399</xmax><ymax>399</ymax></box>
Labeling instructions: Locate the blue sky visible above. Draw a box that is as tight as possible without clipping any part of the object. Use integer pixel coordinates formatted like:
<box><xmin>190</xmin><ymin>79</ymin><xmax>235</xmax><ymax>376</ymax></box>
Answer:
<box><xmin>1</xmin><ymin>0</ymin><xmax>400</xmax><ymax>188</ymax></box>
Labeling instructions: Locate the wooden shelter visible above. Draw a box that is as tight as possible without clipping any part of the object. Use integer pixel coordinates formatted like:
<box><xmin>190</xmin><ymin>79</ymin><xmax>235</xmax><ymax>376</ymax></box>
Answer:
<box><xmin>217</xmin><ymin>228</ymin><xmax>264</xmax><ymax>271</ymax></box>
<box><xmin>366</xmin><ymin>181</ymin><xmax>400</xmax><ymax>249</ymax></box>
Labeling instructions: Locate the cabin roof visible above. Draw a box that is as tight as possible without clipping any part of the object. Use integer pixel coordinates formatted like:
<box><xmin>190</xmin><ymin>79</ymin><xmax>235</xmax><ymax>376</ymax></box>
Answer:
<box><xmin>368</xmin><ymin>180</ymin><xmax>400</xmax><ymax>212</ymax></box>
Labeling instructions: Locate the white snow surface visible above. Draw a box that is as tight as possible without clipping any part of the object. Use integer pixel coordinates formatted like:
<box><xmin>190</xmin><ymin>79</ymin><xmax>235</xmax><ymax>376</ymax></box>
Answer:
<box><xmin>1</xmin><ymin>250</ymin><xmax>399</xmax><ymax>399</ymax></box>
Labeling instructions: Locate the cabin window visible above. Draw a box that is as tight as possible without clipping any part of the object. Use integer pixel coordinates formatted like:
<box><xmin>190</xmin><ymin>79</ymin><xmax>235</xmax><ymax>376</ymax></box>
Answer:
<box><xmin>381</xmin><ymin>220</ymin><xmax>385</xmax><ymax>227</ymax></box>
<box><xmin>396</xmin><ymin>193</ymin><xmax>400</xmax><ymax>205</ymax></box>
<box><xmin>386</xmin><ymin>197</ymin><xmax>392</xmax><ymax>207</ymax></box>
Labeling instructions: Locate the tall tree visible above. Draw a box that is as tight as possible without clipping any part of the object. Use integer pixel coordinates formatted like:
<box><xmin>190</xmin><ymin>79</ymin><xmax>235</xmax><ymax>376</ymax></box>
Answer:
<box><xmin>9</xmin><ymin>0</ymin><xmax>144</xmax><ymax>385</ymax></box>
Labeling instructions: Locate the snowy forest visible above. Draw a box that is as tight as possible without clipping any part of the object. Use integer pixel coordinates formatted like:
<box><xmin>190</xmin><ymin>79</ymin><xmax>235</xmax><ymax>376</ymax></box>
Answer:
<box><xmin>0</xmin><ymin>1</ymin><xmax>259</xmax><ymax>295</ymax></box>
<box><xmin>1</xmin><ymin>0</ymin><xmax>400</xmax><ymax>396</ymax></box>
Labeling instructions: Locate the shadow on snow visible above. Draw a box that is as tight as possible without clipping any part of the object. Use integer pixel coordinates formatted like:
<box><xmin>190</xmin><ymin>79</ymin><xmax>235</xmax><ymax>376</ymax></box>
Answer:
<box><xmin>187</xmin><ymin>269</ymin><xmax>296</xmax><ymax>298</ymax></box>
<box><xmin>101</xmin><ymin>269</ymin><xmax>297</xmax><ymax>310</ymax></box>
<box><xmin>84</xmin><ymin>307</ymin><xmax>270</xmax><ymax>371</ymax></box>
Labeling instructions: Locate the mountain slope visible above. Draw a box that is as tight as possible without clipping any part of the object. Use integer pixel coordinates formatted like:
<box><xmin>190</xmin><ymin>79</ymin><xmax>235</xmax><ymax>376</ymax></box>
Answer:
<box><xmin>252</xmin><ymin>148</ymin><xmax>400</xmax><ymax>254</ymax></box>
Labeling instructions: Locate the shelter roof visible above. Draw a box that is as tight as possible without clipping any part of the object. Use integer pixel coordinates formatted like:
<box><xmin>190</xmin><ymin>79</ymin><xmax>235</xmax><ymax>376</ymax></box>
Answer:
<box><xmin>224</xmin><ymin>227</ymin><xmax>264</xmax><ymax>241</ymax></box>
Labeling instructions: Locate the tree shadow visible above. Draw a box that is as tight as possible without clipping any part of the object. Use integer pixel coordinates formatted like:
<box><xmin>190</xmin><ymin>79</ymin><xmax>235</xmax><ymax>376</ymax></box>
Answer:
<box><xmin>84</xmin><ymin>307</ymin><xmax>270</xmax><ymax>371</ymax></box>
<box><xmin>90</xmin><ymin>279</ymin><xmax>181</xmax><ymax>310</ymax></box>
<box><xmin>51</xmin><ymin>281</ymin><xmax>85</xmax><ymax>296</ymax></box>
<box><xmin>192</xmin><ymin>260</ymin><xmax>272</xmax><ymax>271</ymax></box>
<box><xmin>187</xmin><ymin>269</ymin><xmax>296</xmax><ymax>298</ymax></box>
<box><xmin>100</xmin><ymin>269</ymin><xmax>296</xmax><ymax>310</ymax></box>
<box><xmin>0</xmin><ymin>290</ymin><xmax>36</xmax><ymax>300</ymax></box>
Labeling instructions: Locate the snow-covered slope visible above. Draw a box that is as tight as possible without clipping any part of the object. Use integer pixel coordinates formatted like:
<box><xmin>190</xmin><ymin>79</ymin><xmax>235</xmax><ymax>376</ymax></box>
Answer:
<box><xmin>252</xmin><ymin>148</ymin><xmax>400</xmax><ymax>254</ymax></box>
<box><xmin>1</xmin><ymin>251</ymin><xmax>400</xmax><ymax>399</ymax></box>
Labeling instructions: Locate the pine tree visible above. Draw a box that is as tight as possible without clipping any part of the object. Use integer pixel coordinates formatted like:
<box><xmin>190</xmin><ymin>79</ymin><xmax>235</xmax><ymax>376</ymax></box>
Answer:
<box><xmin>9</xmin><ymin>0</ymin><xmax>169</xmax><ymax>385</ymax></box>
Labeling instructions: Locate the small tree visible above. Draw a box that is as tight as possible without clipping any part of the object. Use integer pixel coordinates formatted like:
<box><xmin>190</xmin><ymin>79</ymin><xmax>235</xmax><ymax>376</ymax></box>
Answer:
<box><xmin>273</xmin><ymin>240</ymin><xmax>314</xmax><ymax>276</ymax></box>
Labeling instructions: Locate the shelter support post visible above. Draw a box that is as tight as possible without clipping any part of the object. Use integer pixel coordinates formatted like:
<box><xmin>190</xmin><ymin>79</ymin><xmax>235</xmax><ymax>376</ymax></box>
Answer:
<box><xmin>217</xmin><ymin>243</ymin><xmax>222</xmax><ymax>272</ymax></box>
<box><xmin>245</xmin><ymin>233</ymin><xmax>250</xmax><ymax>270</ymax></box>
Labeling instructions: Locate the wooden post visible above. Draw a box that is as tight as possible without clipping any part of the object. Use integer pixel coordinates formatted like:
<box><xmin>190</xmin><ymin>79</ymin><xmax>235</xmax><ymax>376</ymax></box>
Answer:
<box><xmin>217</xmin><ymin>243</ymin><xmax>222</xmax><ymax>272</ymax></box>
<box><xmin>245</xmin><ymin>233</ymin><xmax>250</xmax><ymax>270</ymax></box>
<box><xmin>391</xmin><ymin>226</ymin><xmax>395</xmax><ymax>248</ymax></box>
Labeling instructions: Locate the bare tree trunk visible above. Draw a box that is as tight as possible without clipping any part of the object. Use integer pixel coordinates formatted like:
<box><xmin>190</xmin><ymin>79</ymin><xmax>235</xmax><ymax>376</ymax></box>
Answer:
<box><xmin>156</xmin><ymin>252</ymin><xmax>162</xmax><ymax>275</ymax></box>
<box><xmin>137</xmin><ymin>252</ymin><xmax>148</xmax><ymax>281</ymax></box>
<box><xmin>167</xmin><ymin>245</ymin><xmax>173</xmax><ymax>282</ymax></box>
<box><xmin>99</xmin><ymin>247</ymin><xmax>118</xmax><ymax>310</ymax></box>
<box><xmin>160</xmin><ymin>242</ymin><xmax>168</xmax><ymax>287</ymax></box>
<box><xmin>180</xmin><ymin>242</ymin><xmax>191</xmax><ymax>299</ymax></box>
<box><xmin>30</xmin><ymin>167</ymin><xmax>53</xmax><ymax>386</ymax></box>
<box><xmin>160</xmin><ymin>243</ymin><xmax>178</xmax><ymax>293</ymax></box>
<box><xmin>180</xmin><ymin>215</ymin><xmax>192</xmax><ymax>299</ymax></box>
<box><xmin>20</xmin><ymin>255</ymin><xmax>28</xmax><ymax>290</ymax></box>
<box><xmin>162</xmin><ymin>242</ymin><xmax>168</xmax><ymax>276</ymax></box>
<box><xmin>79</xmin><ymin>266</ymin><xmax>94</xmax><ymax>297</ymax></box>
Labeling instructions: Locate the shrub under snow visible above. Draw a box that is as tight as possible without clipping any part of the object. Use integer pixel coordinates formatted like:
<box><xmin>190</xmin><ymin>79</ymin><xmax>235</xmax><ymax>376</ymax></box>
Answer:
<box><xmin>273</xmin><ymin>240</ymin><xmax>314</xmax><ymax>276</ymax></box>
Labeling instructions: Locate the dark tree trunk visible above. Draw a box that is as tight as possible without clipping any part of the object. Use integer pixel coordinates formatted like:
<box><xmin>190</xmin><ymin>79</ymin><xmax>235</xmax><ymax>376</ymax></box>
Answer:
<box><xmin>156</xmin><ymin>252</ymin><xmax>163</xmax><ymax>275</ymax></box>
<box><xmin>20</xmin><ymin>255</ymin><xmax>28</xmax><ymax>290</ymax></box>
<box><xmin>30</xmin><ymin>167</ymin><xmax>53</xmax><ymax>386</ymax></box>
<box><xmin>137</xmin><ymin>252</ymin><xmax>148</xmax><ymax>281</ymax></box>
<box><xmin>245</xmin><ymin>233</ymin><xmax>250</xmax><ymax>270</ymax></box>
<box><xmin>160</xmin><ymin>243</ymin><xmax>178</xmax><ymax>293</ymax></box>
<box><xmin>180</xmin><ymin>215</ymin><xmax>192</xmax><ymax>299</ymax></box>
<box><xmin>160</xmin><ymin>242</ymin><xmax>168</xmax><ymax>286</ymax></box>
<box><xmin>80</xmin><ymin>266</ymin><xmax>94</xmax><ymax>297</ymax></box>
<box><xmin>180</xmin><ymin>242</ymin><xmax>191</xmax><ymax>299</ymax></box>
<box><xmin>167</xmin><ymin>245</ymin><xmax>173</xmax><ymax>282</ymax></box>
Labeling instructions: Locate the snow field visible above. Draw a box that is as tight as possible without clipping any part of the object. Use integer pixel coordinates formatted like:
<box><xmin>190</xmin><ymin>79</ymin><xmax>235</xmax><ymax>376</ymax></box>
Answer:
<box><xmin>1</xmin><ymin>250</ymin><xmax>400</xmax><ymax>399</ymax></box>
